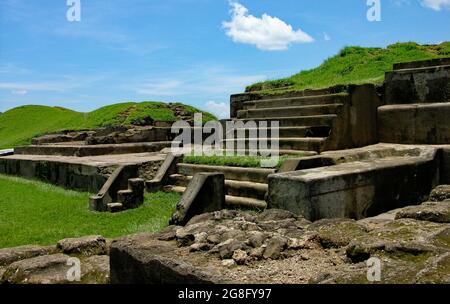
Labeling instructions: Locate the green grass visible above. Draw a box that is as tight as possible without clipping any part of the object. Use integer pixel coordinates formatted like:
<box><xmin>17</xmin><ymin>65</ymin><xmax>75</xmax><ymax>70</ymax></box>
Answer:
<box><xmin>247</xmin><ymin>42</ymin><xmax>450</xmax><ymax>93</ymax></box>
<box><xmin>0</xmin><ymin>102</ymin><xmax>216</xmax><ymax>149</ymax></box>
<box><xmin>183</xmin><ymin>154</ymin><xmax>305</xmax><ymax>168</ymax></box>
<box><xmin>0</xmin><ymin>174</ymin><xmax>180</xmax><ymax>248</ymax></box>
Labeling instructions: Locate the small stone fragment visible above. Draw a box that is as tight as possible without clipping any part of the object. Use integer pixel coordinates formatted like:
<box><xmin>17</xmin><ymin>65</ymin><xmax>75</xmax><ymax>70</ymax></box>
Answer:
<box><xmin>232</xmin><ymin>249</ymin><xmax>248</xmax><ymax>265</ymax></box>
<box><xmin>263</xmin><ymin>236</ymin><xmax>288</xmax><ymax>260</ymax></box>
<box><xmin>222</xmin><ymin>259</ymin><xmax>236</xmax><ymax>268</ymax></box>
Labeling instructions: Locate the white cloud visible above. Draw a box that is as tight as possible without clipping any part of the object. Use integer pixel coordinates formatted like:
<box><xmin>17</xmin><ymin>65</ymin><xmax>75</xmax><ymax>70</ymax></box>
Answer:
<box><xmin>421</xmin><ymin>0</ymin><xmax>450</xmax><ymax>10</ymax></box>
<box><xmin>222</xmin><ymin>1</ymin><xmax>314</xmax><ymax>51</ymax></box>
<box><xmin>11</xmin><ymin>89</ymin><xmax>28</xmax><ymax>95</ymax></box>
<box><xmin>205</xmin><ymin>101</ymin><xmax>230</xmax><ymax>119</ymax></box>
<box><xmin>323</xmin><ymin>32</ymin><xmax>331</xmax><ymax>41</ymax></box>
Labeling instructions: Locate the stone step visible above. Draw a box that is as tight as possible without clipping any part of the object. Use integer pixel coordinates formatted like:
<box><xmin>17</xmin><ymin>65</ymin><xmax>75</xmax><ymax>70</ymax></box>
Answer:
<box><xmin>14</xmin><ymin>142</ymin><xmax>172</xmax><ymax>157</ymax></box>
<box><xmin>177</xmin><ymin>163</ymin><xmax>276</xmax><ymax>183</ymax></box>
<box><xmin>169</xmin><ymin>174</ymin><xmax>268</xmax><ymax>200</ymax></box>
<box><xmin>238</xmin><ymin>104</ymin><xmax>343</xmax><ymax>119</ymax></box>
<box><xmin>393</xmin><ymin>57</ymin><xmax>450</xmax><ymax>71</ymax></box>
<box><xmin>225</xmin><ymin>195</ymin><xmax>267</xmax><ymax>210</ymax></box>
<box><xmin>222</xmin><ymin>137</ymin><xmax>327</xmax><ymax>152</ymax></box>
<box><xmin>107</xmin><ymin>203</ymin><xmax>123</xmax><ymax>213</ymax></box>
<box><xmin>175</xmin><ymin>146</ymin><xmax>317</xmax><ymax>157</ymax></box>
<box><xmin>215</xmin><ymin>149</ymin><xmax>317</xmax><ymax>157</ymax></box>
<box><xmin>225</xmin><ymin>126</ymin><xmax>331</xmax><ymax>138</ymax></box>
<box><xmin>243</xmin><ymin>94</ymin><xmax>349</xmax><ymax>110</ymax></box>
<box><xmin>242</xmin><ymin>85</ymin><xmax>348</xmax><ymax>100</ymax></box>
<box><xmin>239</xmin><ymin>114</ymin><xmax>337</xmax><ymax>127</ymax></box>
<box><xmin>166</xmin><ymin>185</ymin><xmax>267</xmax><ymax>210</ymax></box>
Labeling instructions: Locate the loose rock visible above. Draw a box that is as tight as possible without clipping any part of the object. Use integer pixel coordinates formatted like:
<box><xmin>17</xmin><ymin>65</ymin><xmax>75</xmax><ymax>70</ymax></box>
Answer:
<box><xmin>57</xmin><ymin>235</ymin><xmax>107</xmax><ymax>256</ymax></box>
<box><xmin>429</xmin><ymin>185</ymin><xmax>450</xmax><ymax>202</ymax></box>
<box><xmin>0</xmin><ymin>245</ymin><xmax>57</xmax><ymax>267</ymax></box>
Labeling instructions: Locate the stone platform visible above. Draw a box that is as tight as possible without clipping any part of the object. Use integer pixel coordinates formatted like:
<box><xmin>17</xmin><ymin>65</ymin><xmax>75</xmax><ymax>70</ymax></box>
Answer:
<box><xmin>14</xmin><ymin>141</ymin><xmax>171</xmax><ymax>157</ymax></box>
<box><xmin>268</xmin><ymin>144</ymin><xmax>445</xmax><ymax>221</ymax></box>
<box><xmin>0</xmin><ymin>152</ymin><xmax>166</xmax><ymax>193</ymax></box>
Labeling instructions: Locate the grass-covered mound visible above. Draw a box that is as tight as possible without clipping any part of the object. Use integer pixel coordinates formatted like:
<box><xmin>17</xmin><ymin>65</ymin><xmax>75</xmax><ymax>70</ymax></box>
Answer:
<box><xmin>247</xmin><ymin>42</ymin><xmax>450</xmax><ymax>93</ymax></box>
<box><xmin>0</xmin><ymin>102</ymin><xmax>216</xmax><ymax>149</ymax></box>
<box><xmin>0</xmin><ymin>174</ymin><xmax>180</xmax><ymax>248</ymax></box>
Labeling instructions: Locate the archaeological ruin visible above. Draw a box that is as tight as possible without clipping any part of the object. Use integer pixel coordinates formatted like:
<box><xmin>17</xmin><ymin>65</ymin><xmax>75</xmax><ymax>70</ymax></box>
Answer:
<box><xmin>1</xmin><ymin>57</ymin><xmax>450</xmax><ymax>284</ymax></box>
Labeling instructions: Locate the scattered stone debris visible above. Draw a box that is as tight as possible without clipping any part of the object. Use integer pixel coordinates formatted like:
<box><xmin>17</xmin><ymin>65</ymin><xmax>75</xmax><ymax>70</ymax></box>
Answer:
<box><xmin>110</xmin><ymin>201</ymin><xmax>450</xmax><ymax>284</ymax></box>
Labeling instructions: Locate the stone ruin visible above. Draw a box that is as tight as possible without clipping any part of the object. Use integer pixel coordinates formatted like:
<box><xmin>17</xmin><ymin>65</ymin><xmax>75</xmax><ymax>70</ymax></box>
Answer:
<box><xmin>0</xmin><ymin>57</ymin><xmax>450</xmax><ymax>283</ymax></box>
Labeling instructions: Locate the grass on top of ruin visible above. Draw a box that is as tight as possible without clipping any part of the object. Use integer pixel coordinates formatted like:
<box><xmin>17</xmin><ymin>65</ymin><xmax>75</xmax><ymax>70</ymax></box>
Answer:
<box><xmin>247</xmin><ymin>42</ymin><xmax>450</xmax><ymax>93</ymax></box>
<box><xmin>183</xmin><ymin>153</ymin><xmax>306</xmax><ymax>168</ymax></box>
<box><xmin>0</xmin><ymin>174</ymin><xmax>180</xmax><ymax>249</ymax></box>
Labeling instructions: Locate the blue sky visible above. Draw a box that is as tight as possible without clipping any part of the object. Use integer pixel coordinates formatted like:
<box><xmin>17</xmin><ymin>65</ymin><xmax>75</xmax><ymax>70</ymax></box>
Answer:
<box><xmin>0</xmin><ymin>0</ymin><xmax>449</xmax><ymax>118</ymax></box>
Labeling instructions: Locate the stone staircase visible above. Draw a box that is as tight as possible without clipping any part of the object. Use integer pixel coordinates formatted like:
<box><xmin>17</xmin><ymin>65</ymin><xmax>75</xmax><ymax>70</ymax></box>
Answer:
<box><xmin>164</xmin><ymin>88</ymin><xmax>370</xmax><ymax>210</ymax></box>
<box><xmin>165</xmin><ymin>163</ymin><xmax>274</xmax><ymax>209</ymax></box>
<box><xmin>225</xmin><ymin>90</ymin><xmax>352</xmax><ymax>154</ymax></box>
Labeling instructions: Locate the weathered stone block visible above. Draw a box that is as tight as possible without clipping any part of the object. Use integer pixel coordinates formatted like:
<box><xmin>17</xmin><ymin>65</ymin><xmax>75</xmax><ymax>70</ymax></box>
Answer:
<box><xmin>378</xmin><ymin>103</ymin><xmax>450</xmax><ymax>144</ymax></box>
<box><xmin>1</xmin><ymin>254</ymin><xmax>72</xmax><ymax>284</ymax></box>
<box><xmin>0</xmin><ymin>245</ymin><xmax>57</xmax><ymax>267</ymax></box>
<box><xmin>395</xmin><ymin>201</ymin><xmax>450</xmax><ymax>223</ymax></box>
<box><xmin>1</xmin><ymin>253</ymin><xmax>110</xmax><ymax>284</ymax></box>
<box><xmin>442</xmin><ymin>147</ymin><xmax>450</xmax><ymax>184</ymax></box>
<box><xmin>110</xmin><ymin>235</ymin><xmax>223</xmax><ymax>284</ymax></box>
<box><xmin>107</xmin><ymin>203</ymin><xmax>123</xmax><ymax>213</ymax></box>
<box><xmin>170</xmin><ymin>173</ymin><xmax>225</xmax><ymax>226</ymax></box>
<box><xmin>430</xmin><ymin>185</ymin><xmax>450</xmax><ymax>202</ymax></box>
<box><xmin>384</xmin><ymin>63</ymin><xmax>450</xmax><ymax>104</ymax></box>
<box><xmin>268</xmin><ymin>146</ymin><xmax>440</xmax><ymax>221</ymax></box>
<box><xmin>128</xmin><ymin>178</ymin><xmax>145</xmax><ymax>206</ymax></box>
<box><xmin>57</xmin><ymin>235</ymin><xmax>107</xmax><ymax>256</ymax></box>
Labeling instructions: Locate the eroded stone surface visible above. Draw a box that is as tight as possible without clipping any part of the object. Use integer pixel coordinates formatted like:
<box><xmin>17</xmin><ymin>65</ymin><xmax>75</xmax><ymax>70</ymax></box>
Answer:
<box><xmin>0</xmin><ymin>235</ymin><xmax>110</xmax><ymax>284</ymax></box>
<box><xmin>430</xmin><ymin>185</ymin><xmax>450</xmax><ymax>202</ymax></box>
<box><xmin>0</xmin><ymin>254</ymin><xmax>110</xmax><ymax>284</ymax></box>
<box><xmin>0</xmin><ymin>245</ymin><xmax>57</xmax><ymax>267</ymax></box>
<box><xmin>395</xmin><ymin>201</ymin><xmax>450</xmax><ymax>223</ymax></box>
<box><xmin>1</xmin><ymin>254</ymin><xmax>72</xmax><ymax>284</ymax></box>
<box><xmin>81</xmin><ymin>255</ymin><xmax>110</xmax><ymax>284</ymax></box>
<box><xmin>57</xmin><ymin>235</ymin><xmax>107</xmax><ymax>256</ymax></box>
<box><xmin>111</xmin><ymin>205</ymin><xmax>450</xmax><ymax>284</ymax></box>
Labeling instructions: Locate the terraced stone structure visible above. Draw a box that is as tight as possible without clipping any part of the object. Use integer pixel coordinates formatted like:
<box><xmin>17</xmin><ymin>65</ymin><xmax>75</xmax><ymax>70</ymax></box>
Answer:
<box><xmin>164</xmin><ymin>57</ymin><xmax>450</xmax><ymax>221</ymax></box>
<box><xmin>164</xmin><ymin>84</ymin><xmax>381</xmax><ymax>210</ymax></box>
<box><xmin>1</xmin><ymin>57</ymin><xmax>450</xmax><ymax>284</ymax></box>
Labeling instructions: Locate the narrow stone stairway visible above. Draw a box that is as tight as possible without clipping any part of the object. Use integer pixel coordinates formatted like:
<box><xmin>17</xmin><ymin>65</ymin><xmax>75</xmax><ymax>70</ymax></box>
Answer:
<box><xmin>164</xmin><ymin>89</ymin><xmax>352</xmax><ymax>210</ymax></box>
<box><xmin>165</xmin><ymin>163</ymin><xmax>275</xmax><ymax>209</ymax></box>
<box><xmin>227</xmin><ymin>92</ymin><xmax>349</xmax><ymax>153</ymax></box>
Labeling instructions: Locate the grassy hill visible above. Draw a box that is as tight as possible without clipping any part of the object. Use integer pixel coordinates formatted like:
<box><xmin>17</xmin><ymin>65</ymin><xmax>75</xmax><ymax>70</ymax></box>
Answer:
<box><xmin>0</xmin><ymin>102</ymin><xmax>216</xmax><ymax>149</ymax></box>
<box><xmin>247</xmin><ymin>42</ymin><xmax>450</xmax><ymax>93</ymax></box>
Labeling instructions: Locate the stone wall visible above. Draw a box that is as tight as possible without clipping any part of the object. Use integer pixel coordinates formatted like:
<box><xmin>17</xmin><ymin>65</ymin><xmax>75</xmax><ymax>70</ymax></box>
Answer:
<box><xmin>384</xmin><ymin>60</ymin><xmax>450</xmax><ymax>104</ymax></box>
<box><xmin>442</xmin><ymin>147</ymin><xmax>450</xmax><ymax>184</ymax></box>
<box><xmin>0</xmin><ymin>158</ymin><xmax>109</xmax><ymax>193</ymax></box>
<box><xmin>378</xmin><ymin>103</ymin><xmax>450</xmax><ymax>144</ymax></box>
<box><xmin>267</xmin><ymin>145</ymin><xmax>441</xmax><ymax>221</ymax></box>
<box><xmin>323</xmin><ymin>84</ymin><xmax>382</xmax><ymax>151</ymax></box>
<box><xmin>14</xmin><ymin>142</ymin><xmax>170</xmax><ymax>157</ymax></box>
